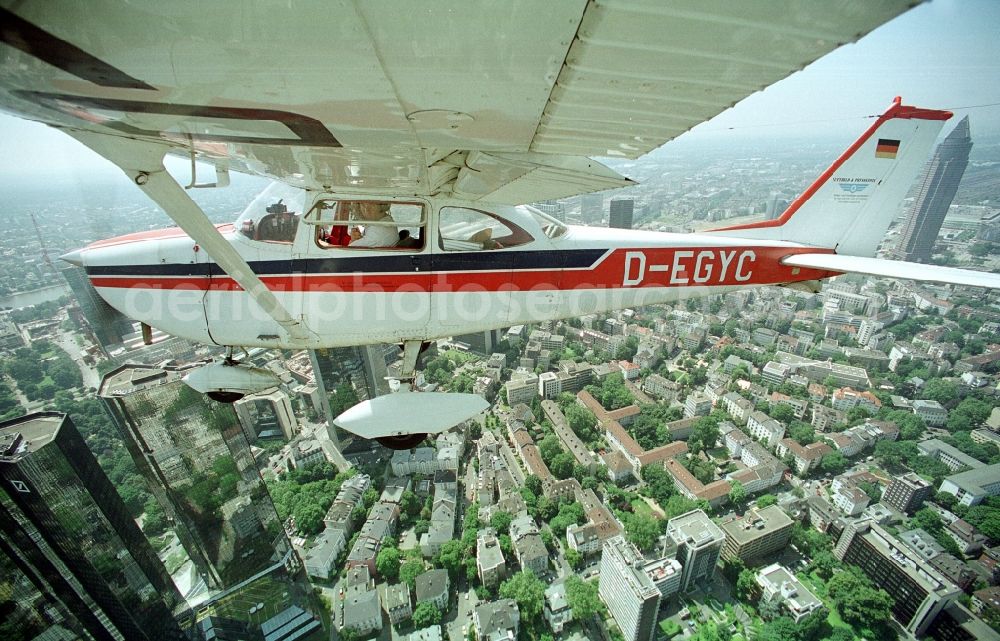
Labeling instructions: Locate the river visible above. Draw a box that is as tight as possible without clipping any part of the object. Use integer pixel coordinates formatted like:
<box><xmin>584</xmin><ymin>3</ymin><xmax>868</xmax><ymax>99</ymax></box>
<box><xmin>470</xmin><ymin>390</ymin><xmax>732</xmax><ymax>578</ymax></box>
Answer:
<box><xmin>0</xmin><ymin>283</ymin><xmax>71</xmax><ymax>310</ymax></box>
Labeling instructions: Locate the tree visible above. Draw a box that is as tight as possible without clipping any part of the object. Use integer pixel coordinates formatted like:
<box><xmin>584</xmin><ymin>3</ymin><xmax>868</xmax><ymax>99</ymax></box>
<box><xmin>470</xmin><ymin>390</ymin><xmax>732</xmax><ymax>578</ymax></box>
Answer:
<box><xmin>820</xmin><ymin>451</ymin><xmax>848</xmax><ymax>475</ymax></box>
<box><xmin>376</xmin><ymin>546</ymin><xmax>402</xmax><ymax>582</ymax></box>
<box><xmin>770</xmin><ymin>404</ymin><xmax>795</xmax><ymax>424</ymax></box>
<box><xmin>437</xmin><ymin>540</ymin><xmax>464</xmax><ymax>577</ymax></box>
<box><xmin>564</xmin><ymin>575</ymin><xmax>604</xmax><ymax>619</ymax></box>
<box><xmin>550</xmin><ymin>452</ymin><xmax>575</xmax><ymax>479</ymax></box>
<box><xmin>922</xmin><ymin>379</ymin><xmax>958</xmax><ymax>406</ymax></box>
<box><xmin>624</xmin><ymin>513</ymin><xmax>661</xmax><ymax>552</ymax></box>
<box><xmin>524</xmin><ymin>474</ymin><xmax>543</xmax><ymax>496</ymax></box>
<box><xmin>499</xmin><ymin>570</ymin><xmax>546</xmax><ymax>623</ymax></box>
<box><xmin>828</xmin><ymin>570</ymin><xmax>893</xmax><ymax>628</ymax></box>
<box><xmin>688</xmin><ymin>416</ymin><xmax>720</xmax><ymax>454</ymax></box>
<box><xmin>491</xmin><ymin>511</ymin><xmax>512</xmax><ymax>535</ymax></box>
<box><xmin>565</xmin><ymin>547</ymin><xmax>584</xmax><ymax>569</ymax></box>
<box><xmin>728</xmin><ymin>480</ymin><xmax>747</xmax><ymax>507</ymax></box>
<box><xmin>858</xmin><ymin>481</ymin><xmax>881</xmax><ymax>503</ymax></box>
<box><xmin>400</xmin><ymin>559</ymin><xmax>424</xmax><ymax>588</ymax></box>
<box><xmin>538</xmin><ymin>435</ymin><xmax>563</xmax><ymax>463</ymax></box>
<box><xmin>735</xmin><ymin>568</ymin><xmax>757</xmax><ymax>602</ymax></box>
<box><xmin>809</xmin><ymin>551</ymin><xmax>840</xmax><ymax>581</ymax></box>
<box><xmin>758</xmin><ymin>616</ymin><xmax>798</xmax><ymax>641</ymax></box>
<box><xmin>755</xmin><ymin>494</ymin><xmax>778</xmax><ymax>509</ymax></box>
<box><xmin>412</xmin><ymin>602</ymin><xmax>442</xmax><ymax>628</ymax></box>
<box><xmin>964</xmin><ymin>504</ymin><xmax>1000</xmax><ymax>540</ymax></box>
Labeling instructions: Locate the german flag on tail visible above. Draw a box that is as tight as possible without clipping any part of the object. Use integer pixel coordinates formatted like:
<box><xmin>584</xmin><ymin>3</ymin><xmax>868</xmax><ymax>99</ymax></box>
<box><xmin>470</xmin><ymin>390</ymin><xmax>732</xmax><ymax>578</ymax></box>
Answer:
<box><xmin>875</xmin><ymin>138</ymin><xmax>900</xmax><ymax>159</ymax></box>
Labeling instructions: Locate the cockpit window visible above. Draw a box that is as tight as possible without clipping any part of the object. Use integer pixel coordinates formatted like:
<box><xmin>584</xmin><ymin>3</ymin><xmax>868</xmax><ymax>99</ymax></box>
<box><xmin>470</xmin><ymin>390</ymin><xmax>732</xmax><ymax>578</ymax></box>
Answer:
<box><xmin>235</xmin><ymin>183</ymin><xmax>307</xmax><ymax>244</ymax></box>
<box><xmin>439</xmin><ymin>207</ymin><xmax>534</xmax><ymax>251</ymax></box>
<box><xmin>521</xmin><ymin>204</ymin><xmax>567</xmax><ymax>239</ymax></box>
<box><xmin>307</xmin><ymin>200</ymin><xmax>425</xmax><ymax>250</ymax></box>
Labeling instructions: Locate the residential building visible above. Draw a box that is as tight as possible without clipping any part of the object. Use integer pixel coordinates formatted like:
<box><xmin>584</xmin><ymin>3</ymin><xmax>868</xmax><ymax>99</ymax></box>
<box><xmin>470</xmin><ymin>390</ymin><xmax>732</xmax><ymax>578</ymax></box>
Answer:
<box><xmin>383</xmin><ymin>582</ymin><xmax>413</xmax><ymax>625</ymax></box>
<box><xmin>343</xmin><ymin>566</ymin><xmax>382</xmax><ymax>637</ymax></box>
<box><xmin>746</xmin><ymin>410</ymin><xmax>785</xmax><ymax>447</ymax></box>
<box><xmin>473</xmin><ymin>599</ymin><xmax>520</xmax><ymax>641</ymax></box>
<box><xmin>945</xmin><ymin>519</ymin><xmax>988</xmax><ymax>556</ymax></box>
<box><xmin>834</xmin><ymin>520</ymin><xmax>961</xmax><ymax>636</ymax></box>
<box><xmin>642</xmin><ymin>557</ymin><xmax>683</xmax><ymax>599</ymax></box>
<box><xmin>720</xmin><ymin>506</ymin><xmax>794</xmax><ymax>564</ymax></box>
<box><xmin>415</xmin><ymin>569</ymin><xmax>449</xmax><ymax>612</ymax></box>
<box><xmin>832</xmin><ymin>484</ymin><xmax>870</xmax><ymax>516</ymax></box>
<box><xmin>505</xmin><ymin>372</ymin><xmax>539</xmax><ymax>406</ymax></box>
<box><xmin>722</xmin><ymin>392</ymin><xmax>753</xmax><ymax>425</ymax></box>
<box><xmin>913</xmin><ymin>400</ymin><xmax>949</xmax><ymax>428</ymax></box>
<box><xmin>761</xmin><ymin>361</ymin><xmax>791</xmax><ymax>386</ymax></box>
<box><xmin>684</xmin><ymin>391</ymin><xmax>712</xmax><ymax>418</ymax></box>
<box><xmin>545</xmin><ymin>582</ymin><xmax>572</xmax><ymax>634</ymax></box>
<box><xmin>832</xmin><ymin>387</ymin><xmax>881</xmax><ymax>414</ymax></box>
<box><xmin>939</xmin><ymin>464</ymin><xmax>1000</xmax><ymax>506</ymax></box>
<box><xmin>0</xmin><ymin>413</ymin><xmax>189</xmax><ymax>641</ymax></box>
<box><xmin>542</xmin><ymin>400</ymin><xmax>598</xmax><ymax>472</ymax></box>
<box><xmin>510</xmin><ymin>514</ymin><xmax>548</xmax><ymax>575</ymax></box>
<box><xmin>643</xmin><ymin>374</ymin><xmax>681</xmax><ymax>402</ymax></box>
<box><xmin>303</xmin><ymin>529</ymin><xmax>347</xmax><ymax>581</ymax></box>
<box><xmin>776</xmin><ymin>438</ymin><xmax>832</xmax><ymax>476</ymax></box>
<box><xmin>538</xmin><ymin>371</ymin><xmax>561</xmax><ymax>399</ymax></box>
<box><xmin>882</xmin><ymin>472</ymin><xmax>933</xmax><ymax>515</ymax></box>
<box><xmin>811</xmin><ymin>405</ymin><xmax>846</xmax><ymax>432</ymax></box>
<box><xmin>667</xmin><ymin>510</ymin><xmax>725</xmax><ymax>592</ymax></box>
<box><xmin>918</xmin><ymin>439</ymin><xmax>985</xmax><ymax>472</ymax></box>
<box><xmin>756</xmin><ymin>564</ymin><xmax>825</xmax><ymax>623</ymax></box>
<box><xmin>477</xmin><ymin>528</ymin><xmax>506</xmax><ymax>587</ymax></box>
<box><xmin>598</xmin><ymin>537</ymin><xmax>661</xmax><ymax>641</ymax></box>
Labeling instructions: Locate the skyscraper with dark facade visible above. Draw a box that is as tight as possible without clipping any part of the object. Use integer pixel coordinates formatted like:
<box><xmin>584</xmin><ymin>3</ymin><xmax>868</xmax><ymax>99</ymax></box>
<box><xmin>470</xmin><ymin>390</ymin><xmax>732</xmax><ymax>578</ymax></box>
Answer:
<box><xmin>99</xmin><ymin>365</ymin><xmax>324</xmax><ymax>640</ymax></box>
<box><xmin>0</xmin><ymin>412</ymin><xmax>188</xmax><ymax>641</ymax></box>
<box><xmin>581</xmin><ymin>193</ymin><xmax>604</xmax><ymax>223</ymax></box>
<box><xmin>59</xmin><ymin>264</ymin><xmax>133</xmax><ymax>353</ymax></box>
<box><xmin>892</xmin><ymin>117</ymin><xmax>972</xmax><ymax>262</ymax></box>
<box><xmin>609</xmin><ymin>198</ymin><xmax>634</xmax><ymax>229</ymax></box>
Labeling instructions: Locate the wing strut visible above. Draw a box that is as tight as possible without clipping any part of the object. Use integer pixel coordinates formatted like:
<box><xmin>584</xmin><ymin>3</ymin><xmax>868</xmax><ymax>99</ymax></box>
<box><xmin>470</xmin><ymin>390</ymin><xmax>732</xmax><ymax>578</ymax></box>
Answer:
<box><xmin>65</xmin><ymin>130</ymin><xmax>313</xmax><ymax>344</ymax></box>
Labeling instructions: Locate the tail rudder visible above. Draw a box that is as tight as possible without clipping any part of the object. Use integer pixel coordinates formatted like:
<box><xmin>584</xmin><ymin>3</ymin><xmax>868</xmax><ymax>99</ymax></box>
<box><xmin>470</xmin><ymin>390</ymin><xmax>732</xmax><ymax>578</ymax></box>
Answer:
<box><xmin>710</xmin><ymin>97</ymin><xmax>951</xmax><ymax>257</ymax></box>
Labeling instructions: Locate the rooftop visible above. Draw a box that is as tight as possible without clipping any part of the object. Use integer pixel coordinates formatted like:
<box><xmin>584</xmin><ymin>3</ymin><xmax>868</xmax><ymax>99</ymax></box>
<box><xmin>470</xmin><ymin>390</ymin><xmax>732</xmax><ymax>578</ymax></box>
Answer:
<box><xmin>720</xmin><ymin>506</ymin><xmax>793</xmax><ymax>544</ymax></box>
<box><xmin>0</xmin><ymin>413</ymin><xmax>63</xmax><ymax>457</ymax></box>
<box><xmin>667</xmin><ymin>509</ymin><xmax>724</xmax><ymax>549</ymax></box>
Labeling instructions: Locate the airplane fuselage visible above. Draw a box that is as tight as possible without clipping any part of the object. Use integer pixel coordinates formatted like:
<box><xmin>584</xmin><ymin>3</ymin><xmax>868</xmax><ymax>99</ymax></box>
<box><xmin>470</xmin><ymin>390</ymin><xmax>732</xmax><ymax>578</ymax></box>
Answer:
<box><xmin>70</xmin><ymin>198</ymin><xmax>838</xmax><ymax>349</ymax></box>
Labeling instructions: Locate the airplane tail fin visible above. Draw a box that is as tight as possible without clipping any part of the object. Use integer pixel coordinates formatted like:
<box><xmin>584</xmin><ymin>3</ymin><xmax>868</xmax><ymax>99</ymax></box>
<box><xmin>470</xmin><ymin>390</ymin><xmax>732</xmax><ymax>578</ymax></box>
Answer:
<box><xmin>709</xmin><ymin>97</ymin><xmax>951</xmax><ymax>257</ymax></box>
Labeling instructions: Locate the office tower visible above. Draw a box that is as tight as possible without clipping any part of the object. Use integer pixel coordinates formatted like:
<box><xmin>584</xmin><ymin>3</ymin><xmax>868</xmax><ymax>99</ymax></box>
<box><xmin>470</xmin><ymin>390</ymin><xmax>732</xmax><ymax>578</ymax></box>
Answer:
<box><xmin>719</xmin><ymin>506</ymin><xmax>794</xmax><ymax>564</ymax></box>
<box><xmin>99</xmin><ymin>366</ymin><xmax>325</xmax><ymax>639</ymax></box>
<box><xmin>609</xmin><ymin>198</ymin><xmax>634</xmax><ymax>229</ymax></box>
<box><xmin>59</xmin><ymin>264</ymin><xmax>133</xmax><ymax>353</ymax></box>
<box><xmin>0</xmin><ymin>412</ymin><xmax>188</xmax><ymax>641</ymax></box>
<box><xmin>235</xmin><ymin>388</ymin><xmax>298</xmax><ymax>442</ymax></box>
<box><xmin>310</xmin><ymin>345</ymin><xmax>391</xmax><ymax>448</ymax></box>
<box><xmin>599</xmin><ymin>537</ymin><xmax>661</xmax><ymax>641</ymax></box>
<box><xmin>892</xmin><ymin>117</ymin><xmax>972</xmax><ymax>262</ymax></box>
<box><xmin>456</xmin><ymin>329</ymin><xmax>503</xmax><ymax>355</ymax></box>
<box><xmin>882</xmin><ymin>472</ymin><xmax>933</xmax><ymax>515</ymax></box>
<box><xmin>581</xmin><ymin>193</ymin><xmax>604</xmax><ymax>223</ymax></box>
<box><xmin>666</xmin><ymin>510</ymin><xmax>724</xmax><ymax>592</ymax></box>
<box><xmin>834</xmin><ymin>520</ymin><xmax>961</xmax><ymax>637</ymax></box>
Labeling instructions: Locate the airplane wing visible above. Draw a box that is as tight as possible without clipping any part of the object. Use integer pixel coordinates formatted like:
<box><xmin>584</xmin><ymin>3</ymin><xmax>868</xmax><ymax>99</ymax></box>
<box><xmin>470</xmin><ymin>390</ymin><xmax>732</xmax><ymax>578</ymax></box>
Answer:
<box><xmin>782</xmin><ymin>253</ymin><xmax>1000</xmax><ymax>289</ymax></box>
<box><xmin>0</xmin><ymin>1</ymin><xmax>914</xmax><ymax>202</ymax></box>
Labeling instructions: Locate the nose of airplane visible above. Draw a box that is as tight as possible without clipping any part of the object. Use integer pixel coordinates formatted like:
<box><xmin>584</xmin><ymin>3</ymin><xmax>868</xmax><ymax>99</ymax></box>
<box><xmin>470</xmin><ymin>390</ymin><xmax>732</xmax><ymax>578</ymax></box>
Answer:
<box><xmin>60</xmin><ymin>248</ymin><xmax>85</xmax><ymax>267</ymax></box>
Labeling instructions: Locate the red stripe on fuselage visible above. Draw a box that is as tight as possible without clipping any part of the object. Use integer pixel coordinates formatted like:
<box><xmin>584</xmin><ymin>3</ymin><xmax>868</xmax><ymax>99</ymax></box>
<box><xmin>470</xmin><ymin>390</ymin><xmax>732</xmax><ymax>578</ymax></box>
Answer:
<box><xmin>88</xmin><ymin>246</ymin><xmax>839</xmax><ymax>292</ymax></box>
<box><xmin>86</xmin><ymin>224</ymin><xmax>233</xmax><ymax>249</ymax></box>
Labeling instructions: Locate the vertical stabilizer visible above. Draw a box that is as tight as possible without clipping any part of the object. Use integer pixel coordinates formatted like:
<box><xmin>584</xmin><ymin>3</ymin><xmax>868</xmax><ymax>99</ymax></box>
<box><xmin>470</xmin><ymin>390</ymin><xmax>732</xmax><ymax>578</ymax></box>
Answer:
<box><xmin>710</xmin><ymin>98</ymin><xmax>951</xmax><ymax>257</ymax></box>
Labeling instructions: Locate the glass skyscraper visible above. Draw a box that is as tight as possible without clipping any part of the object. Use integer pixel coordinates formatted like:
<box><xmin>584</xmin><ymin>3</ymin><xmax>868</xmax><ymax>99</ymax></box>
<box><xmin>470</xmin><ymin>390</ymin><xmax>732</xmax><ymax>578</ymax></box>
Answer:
<box><xmin>0</xmin><ymin>412</ymin><xmax>189</xmax><ymax>641</ymax></box>
<box><xmin>892</xmin><ymin>116</ymin><xmax>972</xmax><ymax>262</ymax></box>
<box><xmin>99</xmin><ymin>364</ymin><xmax>325</xmax><ymax>640</ymax></box>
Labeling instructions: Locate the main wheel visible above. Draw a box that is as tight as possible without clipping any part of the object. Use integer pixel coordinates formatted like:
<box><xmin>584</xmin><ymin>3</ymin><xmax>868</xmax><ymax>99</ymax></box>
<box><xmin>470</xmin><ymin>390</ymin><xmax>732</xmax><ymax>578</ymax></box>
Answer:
<box><xmin>376</xmin><ymin>433</ymin><xmax>428</xmax><ymax>450</ymax></box>
<box><xmin>206</xmin><ymin>391</ymin><xmax>245</xmax><ymax>403</ymax></box>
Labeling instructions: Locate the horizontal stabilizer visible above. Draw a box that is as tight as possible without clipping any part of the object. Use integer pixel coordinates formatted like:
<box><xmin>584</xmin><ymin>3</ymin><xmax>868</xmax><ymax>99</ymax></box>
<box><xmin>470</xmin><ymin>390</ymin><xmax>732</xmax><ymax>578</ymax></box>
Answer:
<box><xmin>334</xmin><ymin>392</ymin><xmax>489</xmax><ymax>439</ymax></box>
<box><xmin>781</xmin><ymin>254</ymin><xmax>1000</xmax><ymax>289</ymax></box>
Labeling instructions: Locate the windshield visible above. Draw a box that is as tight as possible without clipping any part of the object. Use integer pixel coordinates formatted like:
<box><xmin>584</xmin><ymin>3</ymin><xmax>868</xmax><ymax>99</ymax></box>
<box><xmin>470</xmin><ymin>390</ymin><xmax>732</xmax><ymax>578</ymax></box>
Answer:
<box><xmin>235</xmin><ymin>182</ymin><xmax>308</xmax><ymax>243</ymax></box>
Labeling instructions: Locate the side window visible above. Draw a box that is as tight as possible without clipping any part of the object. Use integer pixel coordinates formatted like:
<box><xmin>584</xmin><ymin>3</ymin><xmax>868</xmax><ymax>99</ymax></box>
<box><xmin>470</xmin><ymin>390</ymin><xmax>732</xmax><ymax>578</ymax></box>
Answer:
<box><xmin>310</xmin><ymin>200</ymin><xmax>425</xmax><ymax>251</ymax></box>
<box><xmin>438</xmin><ymin>207</ymin><xmax>534</xmax><ymax>251</ymax></box>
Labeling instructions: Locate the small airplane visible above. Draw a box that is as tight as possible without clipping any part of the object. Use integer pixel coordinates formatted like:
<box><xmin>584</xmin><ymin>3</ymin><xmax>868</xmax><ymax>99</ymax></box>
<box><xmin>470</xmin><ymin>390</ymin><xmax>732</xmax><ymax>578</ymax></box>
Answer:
<box><xmin>2</xmin><ymin>3</ymin><xmax>998</xmax><ymax>448</ymax></box>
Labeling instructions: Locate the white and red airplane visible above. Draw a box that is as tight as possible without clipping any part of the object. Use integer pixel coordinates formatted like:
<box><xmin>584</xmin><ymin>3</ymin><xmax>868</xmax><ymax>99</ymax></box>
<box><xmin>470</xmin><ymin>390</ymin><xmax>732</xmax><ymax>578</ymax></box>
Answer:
<box><xmin>1</xmin><ymin>2</ymin><xmax>997</xmax><ymax>447</ymax></box>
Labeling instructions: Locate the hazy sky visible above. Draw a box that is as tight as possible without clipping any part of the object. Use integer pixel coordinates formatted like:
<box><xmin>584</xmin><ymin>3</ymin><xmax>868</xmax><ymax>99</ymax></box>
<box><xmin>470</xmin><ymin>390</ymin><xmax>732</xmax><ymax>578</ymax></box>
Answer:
<box><xmin>1</xmin><ymin>0</ymin><xmax>999</xmax><ymax>181</ymax></box>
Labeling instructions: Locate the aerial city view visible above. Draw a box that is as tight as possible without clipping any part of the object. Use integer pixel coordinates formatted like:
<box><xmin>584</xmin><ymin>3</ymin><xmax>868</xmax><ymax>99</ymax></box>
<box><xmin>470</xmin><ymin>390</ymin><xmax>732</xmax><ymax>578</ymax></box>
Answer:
<box><xmin>1</xmin><ymin>3</ymin><xmax>1000</xmax><ymax>641</ymax></box>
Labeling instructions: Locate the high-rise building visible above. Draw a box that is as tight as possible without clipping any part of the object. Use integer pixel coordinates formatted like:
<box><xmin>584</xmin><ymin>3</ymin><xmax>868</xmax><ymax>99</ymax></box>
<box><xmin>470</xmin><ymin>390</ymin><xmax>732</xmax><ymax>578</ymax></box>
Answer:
<box><xmin>456</xmin><ymin>329</ymin><xmax>503</xmax><ymax>355</ymax></box>
<box><xmin>98</xmin><ymin>366</ymin><xmax>325</xmax><ymax>639</ymax></box>
<box><xmin>0</xmin><ymin>412</ymin><xmax>189</xmax><ymax>641</ymax></box>
<box><xmin>60</xmin><ymin>264</ymin><xmax>133</xmax><ymax>353</ymax></box>
<box><xmin>310</xmin><ymin>345</ymin><xmax>391</xmax><ymax>449</ymax></box>
<box><xmin>235</xmin><ymin>388</ymin><xmax>298</xmax><ymax>441</ymax></box>
<box><xmin>598</xmin><ymin>536</ymin><xmax>661</xmax><ymax>641</ymax></box>
<box><xmin>834</xmin><ymin>520</ymin><xmax>961</xmax><ymax>636</ymax></box>
<box><xmin>892</xmin><ymin>117</ymin><xmax>972</xmax><ymax>262</ymax></box>
<box><xmin>882</xmin><ymin>472</ymin><xmax>933</xmax><ymax>515</ymax></box>
<box><xmin>720</xmin><ymin>506</ymin><xmax>794</xmax><ymax>564</ymax></box>
<box><xmin>609</xmin><ymin>198</ymin><xmax>634</xmax><ymax>229</ymax></box>
<box><xmin>581</xmin><ymin>193</ymin><xmax>604</xmax><ymax>223</ymax></box>
<box><xmin>667</xmin><ymin>510</ymin><xmax>725</xmax><ymax>592</ymax></box>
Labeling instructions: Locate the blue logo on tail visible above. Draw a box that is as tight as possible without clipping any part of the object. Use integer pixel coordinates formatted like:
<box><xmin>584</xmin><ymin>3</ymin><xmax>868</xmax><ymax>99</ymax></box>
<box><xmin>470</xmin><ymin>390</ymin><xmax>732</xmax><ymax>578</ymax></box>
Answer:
<box><xmin>839</xmin><ymin>183</ymin><xmax>869</xmax><ymax>193</ymax></box>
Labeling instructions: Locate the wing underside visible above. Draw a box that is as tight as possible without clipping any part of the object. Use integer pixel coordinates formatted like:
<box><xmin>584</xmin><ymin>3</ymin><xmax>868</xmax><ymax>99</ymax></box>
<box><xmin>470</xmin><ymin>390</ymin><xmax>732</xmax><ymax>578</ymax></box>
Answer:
<box><xmin>0</xmin><ymin>1</ymin><xmax>915</xmax><ymax>201</ymax></box>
